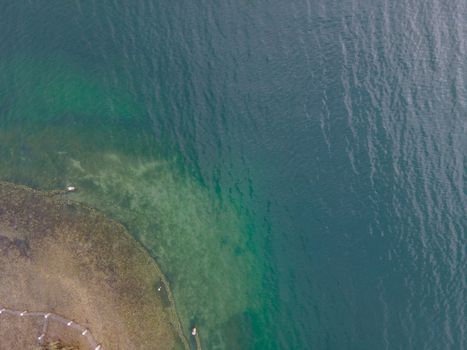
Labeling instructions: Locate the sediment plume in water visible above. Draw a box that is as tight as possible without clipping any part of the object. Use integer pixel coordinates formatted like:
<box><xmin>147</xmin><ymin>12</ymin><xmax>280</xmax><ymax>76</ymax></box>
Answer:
<box><xmin>0</xmin><ymin>181</ymin><xmax>189</xmax><ymax>350</ymax></box>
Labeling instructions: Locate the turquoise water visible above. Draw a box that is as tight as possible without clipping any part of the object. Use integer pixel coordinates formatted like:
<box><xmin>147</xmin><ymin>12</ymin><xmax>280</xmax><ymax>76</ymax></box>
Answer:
<box><xmin>0</xmin><ymin>1</ymin><xmax>465</xmax><ymax>349</ymax></box>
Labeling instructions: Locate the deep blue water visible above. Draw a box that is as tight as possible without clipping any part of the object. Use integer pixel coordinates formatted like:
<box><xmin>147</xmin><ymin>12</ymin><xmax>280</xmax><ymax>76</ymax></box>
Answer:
<box><xmin>0</xmin><ymin>0</ymin><xmax>465</xmax><ymax>349</ymax></box>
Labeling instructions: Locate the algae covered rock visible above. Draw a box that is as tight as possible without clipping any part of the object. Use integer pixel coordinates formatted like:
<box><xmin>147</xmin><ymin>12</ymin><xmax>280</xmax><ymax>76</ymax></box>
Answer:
<box><xmin>0</xmin><ymin>181</ymin><xmax>188</xmax><ymax>350</ymax></box>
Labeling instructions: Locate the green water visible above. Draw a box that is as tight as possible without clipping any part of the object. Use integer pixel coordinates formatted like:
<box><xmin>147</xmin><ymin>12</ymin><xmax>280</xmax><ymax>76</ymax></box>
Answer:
<box><xmin>0</xmin><ymin>55</ymin><xmax>266</xmax><ymax>348</ymax></box>
<box><xmin>2</xmin><ymin>1</ymin><xmax>465</xmax><ymax>349</ymax></box>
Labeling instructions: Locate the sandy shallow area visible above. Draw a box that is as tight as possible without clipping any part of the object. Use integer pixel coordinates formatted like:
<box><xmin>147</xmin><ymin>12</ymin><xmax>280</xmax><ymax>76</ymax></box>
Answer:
<box><xmin>0</xmin><ymin>181</ymin><xmax>188</xmax><ymax>350</ymax></box>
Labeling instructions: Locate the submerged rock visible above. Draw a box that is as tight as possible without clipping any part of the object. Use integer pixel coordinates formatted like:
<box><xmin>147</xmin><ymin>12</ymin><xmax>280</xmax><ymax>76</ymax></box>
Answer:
<box><xmin>0</xmin><ymin>181</ymin><xmax>188</xmax><ymax>350</ymax></box>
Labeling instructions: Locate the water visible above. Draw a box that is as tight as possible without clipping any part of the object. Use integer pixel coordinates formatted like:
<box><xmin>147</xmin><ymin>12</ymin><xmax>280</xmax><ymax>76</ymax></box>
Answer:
<box><xmin>0</xmin><ymin>0</ymin><xmax>465</xmax><ymax>349</ymax></box>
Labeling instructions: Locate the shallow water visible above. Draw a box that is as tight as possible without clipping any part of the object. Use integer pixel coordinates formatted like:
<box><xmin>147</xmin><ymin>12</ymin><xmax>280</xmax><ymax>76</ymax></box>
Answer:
<box><xmin>0</xmin><ymin>0</ymin><xmax>465</xmax><ymax>349</ymax></box>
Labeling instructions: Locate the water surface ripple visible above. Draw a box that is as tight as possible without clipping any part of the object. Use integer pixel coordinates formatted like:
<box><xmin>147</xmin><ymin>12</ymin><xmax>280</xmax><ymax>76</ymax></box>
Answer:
<box><xmin>0</xmin><ymin>0</ymin><xmax>465</xmax><ymax>349</ymax></box>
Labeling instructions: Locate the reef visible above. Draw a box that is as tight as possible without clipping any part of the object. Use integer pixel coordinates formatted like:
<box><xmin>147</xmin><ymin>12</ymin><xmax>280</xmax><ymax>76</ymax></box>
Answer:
<box><xmin>0</xmin><ymin>181</ymin><xmax>188</xmax><ymax>350</ymax></box>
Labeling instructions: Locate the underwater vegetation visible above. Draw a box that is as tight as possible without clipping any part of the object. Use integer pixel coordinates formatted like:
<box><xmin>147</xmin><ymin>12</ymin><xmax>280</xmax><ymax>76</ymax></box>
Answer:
<box><xmin>0</xmin><ymin>56</ymin><xmax>266</xmax><ymax>348</ymax></box>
